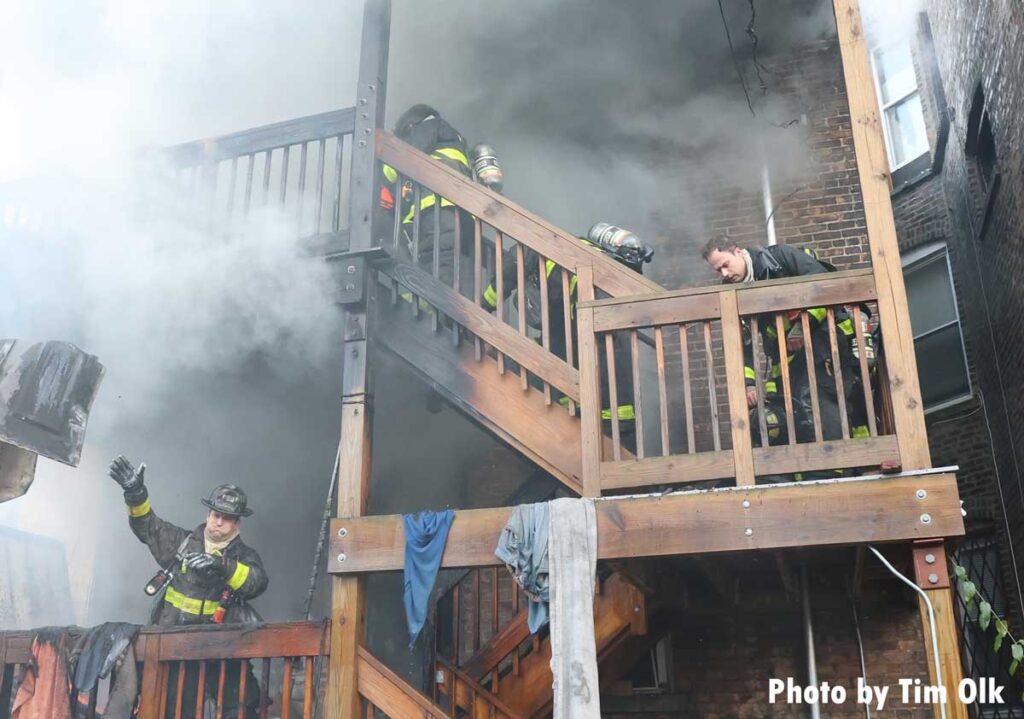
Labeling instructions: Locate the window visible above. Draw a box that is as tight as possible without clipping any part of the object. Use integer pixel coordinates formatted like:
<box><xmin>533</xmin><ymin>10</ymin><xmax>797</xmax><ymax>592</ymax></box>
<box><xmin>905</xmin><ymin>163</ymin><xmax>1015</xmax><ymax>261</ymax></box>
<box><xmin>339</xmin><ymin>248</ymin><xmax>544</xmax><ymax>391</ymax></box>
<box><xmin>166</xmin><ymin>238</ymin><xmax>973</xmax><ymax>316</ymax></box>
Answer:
<box><xmin>965</xmin><ymin>84</ymin><xmax>1001</xmax><ymax>238</ymax></box>
<box><xmin>871</xmin><ymin>42</ymin><xmax>930</xmax><ymax>174</ymax></box>
<box><xmin>902</xmin><ymin>243</ymin><xmax>971</xmax><ymax>411</ymax></box>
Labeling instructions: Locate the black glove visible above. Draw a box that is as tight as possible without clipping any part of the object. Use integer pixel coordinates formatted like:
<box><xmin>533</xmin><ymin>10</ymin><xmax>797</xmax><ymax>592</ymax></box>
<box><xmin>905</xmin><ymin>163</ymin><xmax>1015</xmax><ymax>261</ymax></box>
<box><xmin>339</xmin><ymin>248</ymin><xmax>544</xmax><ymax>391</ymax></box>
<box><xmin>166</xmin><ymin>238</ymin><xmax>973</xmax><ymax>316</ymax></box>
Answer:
<box><xmin>109</xmin><ymin>455</ymin><xmax>147</xmax><ymax>504</ymax></box>
<box><xmin>184</xmin><ymin>552</ymin><xmax>232</xmax><ymax>586</ymax></box>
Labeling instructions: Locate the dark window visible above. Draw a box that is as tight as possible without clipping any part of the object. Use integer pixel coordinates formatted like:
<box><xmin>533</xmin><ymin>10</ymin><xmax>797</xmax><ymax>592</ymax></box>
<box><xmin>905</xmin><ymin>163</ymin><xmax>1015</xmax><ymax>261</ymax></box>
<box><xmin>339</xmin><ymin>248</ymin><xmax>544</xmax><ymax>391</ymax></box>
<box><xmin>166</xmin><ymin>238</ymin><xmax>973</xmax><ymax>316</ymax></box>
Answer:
<box><xmin>902</xmin><ymin>243</ymin><xmax>971</xmax><ymax>410</ymax></box>
<box><xmin>965</xmin><ymin>84</ymin><xmax>1000</xmax><ymax>237</ymax></box>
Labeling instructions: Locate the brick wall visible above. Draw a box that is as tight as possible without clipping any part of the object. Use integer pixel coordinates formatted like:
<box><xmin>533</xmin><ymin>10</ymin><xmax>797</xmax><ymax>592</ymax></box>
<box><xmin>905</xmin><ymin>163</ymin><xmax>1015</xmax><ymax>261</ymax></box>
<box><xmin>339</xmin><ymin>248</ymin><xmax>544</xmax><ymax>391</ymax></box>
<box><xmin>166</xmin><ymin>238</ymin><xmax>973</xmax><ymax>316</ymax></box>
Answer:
<box><xmin>883</xmin><ymin>1</ymin><xmax>1024</xmax><ymax>626</ymax></box>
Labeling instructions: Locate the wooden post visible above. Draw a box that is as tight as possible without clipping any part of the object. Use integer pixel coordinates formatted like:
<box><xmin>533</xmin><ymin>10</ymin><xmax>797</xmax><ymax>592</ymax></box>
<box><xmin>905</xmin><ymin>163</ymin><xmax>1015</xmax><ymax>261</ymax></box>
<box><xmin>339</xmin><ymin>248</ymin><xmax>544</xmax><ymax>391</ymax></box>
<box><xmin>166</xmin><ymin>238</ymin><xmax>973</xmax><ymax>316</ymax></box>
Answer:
<box><xmin>137</xmin><ymin>635</ymin><xmax>162</xmax><ymax>719</ymax></box>
<box><xmin>328</xmin><ymin>1</ymin><xmax>389</xmax><ymax>716</ymax></box>
<box><xmin>576</xmin><ymin>266</ymin><xmax>603</xmax><ymax>497</ymax></box>
<box><xmin>720</xmin><ymin>291</ymin><xmax>755</xmax><ymax>486</ymax></box>
<box><xmin>912</xmin><ymin>541</ymin><xmax>968</xmax><ymax>719</ymax></box>
<box><xmin>833</xmin><ymin>0</ymin><xmax>931</xmax><ymax>469</ymax></box>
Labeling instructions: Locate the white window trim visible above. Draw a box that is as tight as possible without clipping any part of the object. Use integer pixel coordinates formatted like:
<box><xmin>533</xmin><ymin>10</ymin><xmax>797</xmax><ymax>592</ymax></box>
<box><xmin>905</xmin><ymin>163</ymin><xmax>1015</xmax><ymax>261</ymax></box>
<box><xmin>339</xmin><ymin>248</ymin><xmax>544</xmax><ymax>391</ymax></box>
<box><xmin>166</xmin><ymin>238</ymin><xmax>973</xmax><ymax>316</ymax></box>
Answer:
<box><xmin>870</xmin><ymin>43</ymin><xmax>929</xmax><ymax>172</ymax></box>
<box><xmin>901</xmin><ymin>241</ymin><xmax>973</xmax><ymax>413</ymax></box>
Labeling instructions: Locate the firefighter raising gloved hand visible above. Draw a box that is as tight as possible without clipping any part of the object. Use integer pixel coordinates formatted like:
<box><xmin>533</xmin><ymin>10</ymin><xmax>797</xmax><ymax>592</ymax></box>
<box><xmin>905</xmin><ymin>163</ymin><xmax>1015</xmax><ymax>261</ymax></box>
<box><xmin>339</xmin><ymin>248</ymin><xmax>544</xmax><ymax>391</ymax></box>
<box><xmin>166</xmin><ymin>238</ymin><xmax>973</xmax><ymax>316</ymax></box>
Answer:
<box><xmin>109</xmin><ymin>455</ymin><xmax>267</xmax><ymax>718</ymax></box>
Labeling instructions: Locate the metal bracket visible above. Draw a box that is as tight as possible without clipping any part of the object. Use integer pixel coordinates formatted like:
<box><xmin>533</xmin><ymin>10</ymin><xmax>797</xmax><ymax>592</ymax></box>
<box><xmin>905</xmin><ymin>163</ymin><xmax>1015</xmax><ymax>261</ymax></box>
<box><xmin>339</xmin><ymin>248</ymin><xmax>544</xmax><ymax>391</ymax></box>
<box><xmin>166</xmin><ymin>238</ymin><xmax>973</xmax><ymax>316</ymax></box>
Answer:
<box><xmin>912</xmin><ymin>539</ymin><xmax>949</xmax><ymax>590</ymax></box>
<box><xmin>326</xmin><ymin>247</ymin><xmax>388</xmax><ymax>306</ymax></box>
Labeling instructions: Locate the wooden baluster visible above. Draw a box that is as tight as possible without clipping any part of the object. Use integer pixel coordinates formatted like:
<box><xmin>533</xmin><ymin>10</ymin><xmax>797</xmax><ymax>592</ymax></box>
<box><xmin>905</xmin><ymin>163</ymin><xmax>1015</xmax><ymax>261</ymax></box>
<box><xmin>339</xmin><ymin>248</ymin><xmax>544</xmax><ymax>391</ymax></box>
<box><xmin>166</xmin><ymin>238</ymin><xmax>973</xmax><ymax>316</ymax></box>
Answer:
<box><xmin>237</xmin><ymin>660</ymin><xmax>248</xmax><ymax>719</ymax></box>
<box><xmin>431</xmin><ymin>193</ymin><xmax>442</xmax><ymax>333</ymax></box>
<box><xmin>704</xmin><ymin>322</ymin><xmax>721</xmax><ymax>452</ymax></box>
<box><xmin>852</xmin><ymin>305</ymin><xmax>878</xmax><ymax>436</ymax></box>
<box><xmin>576</xmin><ymin>266</ymin><xmax>602</xmax><ymax>495</ymax></box>
<box><xmin>260</xmin><ymin>659</ymin><xmax>270</xmax><ymax>719</ymax></box>
<box><xmin>297</xmin><ymin>141</ymin><xmax>309</xmax><ymax>234</ymax></box>
<box><xmin>243</xmin><ymin>154</ymin><xmax>255</xmax><ymax>218</ymax></box>
<box><xmin>605</xmin><ymin>333</ymin><xmax>622</xmax><ymax>461</ymax></box>
<box><xmin>174</xmin><ymin>661</ymin><xmax>186</xmax><ymax>719</ymax></box>
<box><xmin>410</xmin><ymin>184</ymin><xmax>422</xmax><ymax>319</ymax></box>
<box><xmin>655</xmin><ymin>327</ymin><xmax>670</xmax><ymax>456</ymax></box>
<box><xmin>303</xmin><ymin>657</ymin><xmax>314</xmax><ymax>719</ymax></box>
<box><xmin>365</xmin><ymin>698</ymin><xmax>373</xmax><ymax>718</ymax></box>
<box><xmin>333</xmin><ymin>135</ymin><xmax>345</xmax><ymax>233</ymax></box>
<box><xmin>452</xmin><ymin>584</ymin><xmax>461</xmax><ymax>664</ymax></box>
<box><xmin>392</xmin><ymin>172</ymin><xmax>404</xmax><ymax>256</ymax></box>
<box><xmin>538</xmin><ymin>254</ymin><xmax>552</xmax><ymax>404</ymax></box>
<box><xmin>137</xmin><ymin>634</ymin><xmax>162</xmax><ymax>719</ymax></box>
<box><xmin>452</xmin><ymin>209</ymin><xmax>462</xmax><ymax>346</ymax></box>
<box><xmin>749</xmin><ymin>317</ymin><xmax>770</xmax><ymax>448</ymax></box>
<box><xmin>216</xmin><ymin>659</ymin><xmax>227</xmax><ymax>719</ymax></box>
<box><xmin>494</xmin><ymin>231</ymin><xmax>506</xmax><ymax>374</ymax></box>
<box><xmin>314</xmin><ymin>139</ymin><xmax>326</xmax><ymax>236</ymax></box>
<box><xmin>473</xmin><ymin>569</ymin><xmax>482</xmax><ymax>652</ymax></box>
<box><xmin>261</xmin><ymin>151</ymin><xmax>273</xmax><ymax>206</ymax></box>
<box><xmin>826</xmin><ymin>308</ymin><xmax>851</xmax><ymax>438</ymax></box>
<box><xmin>774</xmin><ymin>314</ymin><xmax>797</xmax><ymax>446</ymax></box>
<box><xmin>515</xmin><ymin>241</ymin><xmax>529</xmax><ymax>390</ymax></box>
<box><xmin>195</xmin><ymin>660</ymin><xmax>207</xmax><ymax>719</ymax></box>
<box><xmin>157</xmin><ymin>662</ymin><xmax>170</xmax><ymax>719</ymax></box>
<box><xmin>279</xmin><ymin>145</ymin><xmax>290</xmax><ymax>205</ymax></box>
<box><xmin>680</xmin><ymin>324</ymin><xmax>696</xmax><ymax>453</ymax></box>
<box><xmin>561</xmin><ymin>268</ymin><xmax>577</xmax><ymax>416</ymax></box>
<box><xmin>630</xmin><ymin>330</ymin><xmax>644</xmax><ymax>458</ymax></box>
<box><xmin>801</xmin><ymin>312</ymin><xmax>825</xmax><ymax>442</ymax></box>
<box><xmin>281</xmin><ymin>658</ymin><xmax>293</xmax><ymax>719</ymax></box>
<box><xmin>473</xmin><ymin>218</ymin><xmax>483</xmax><ymax>361</ymax></box>
<box><xmin>491</xmin><ymin>568</ymin><xmax>499</xmax><ymax>637</ymax></box>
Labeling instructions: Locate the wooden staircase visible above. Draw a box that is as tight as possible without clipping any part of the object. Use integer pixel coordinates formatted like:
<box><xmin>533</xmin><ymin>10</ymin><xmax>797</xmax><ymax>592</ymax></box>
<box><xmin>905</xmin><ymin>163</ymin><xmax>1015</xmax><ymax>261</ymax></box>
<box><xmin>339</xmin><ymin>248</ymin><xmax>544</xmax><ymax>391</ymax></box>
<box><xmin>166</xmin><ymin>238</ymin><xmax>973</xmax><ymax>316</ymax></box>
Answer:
<box><xmin>432</xmin><ymin>569</ymin><xmax>647</xmax><ymax>719</ymax></box>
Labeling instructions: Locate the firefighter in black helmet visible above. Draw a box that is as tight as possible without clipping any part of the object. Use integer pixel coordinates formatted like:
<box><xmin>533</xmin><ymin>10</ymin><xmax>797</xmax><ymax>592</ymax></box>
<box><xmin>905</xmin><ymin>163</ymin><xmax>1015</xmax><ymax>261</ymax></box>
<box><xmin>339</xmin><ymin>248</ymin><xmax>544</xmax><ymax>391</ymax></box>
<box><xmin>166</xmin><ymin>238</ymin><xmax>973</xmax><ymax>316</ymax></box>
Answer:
<box><xmin>109</xmin><ymin>456</ymin><xmax>267</xmax><ymax>718</ymax></box>
<box><xmin>380</xmin><ymin>104</ymin><xmax>474</xmax><ymax>293</ymax></box>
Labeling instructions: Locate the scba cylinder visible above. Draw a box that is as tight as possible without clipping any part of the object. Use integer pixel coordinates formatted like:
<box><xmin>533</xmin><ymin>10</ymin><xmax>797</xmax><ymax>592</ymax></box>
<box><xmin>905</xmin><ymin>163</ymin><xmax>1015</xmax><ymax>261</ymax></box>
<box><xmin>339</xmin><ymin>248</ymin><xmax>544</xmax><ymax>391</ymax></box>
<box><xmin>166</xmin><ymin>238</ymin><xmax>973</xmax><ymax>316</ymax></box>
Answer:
<box><xmin>470</xmin><ymin>143</ymin><xmax>503</xmax><ymax>193</ymax></box>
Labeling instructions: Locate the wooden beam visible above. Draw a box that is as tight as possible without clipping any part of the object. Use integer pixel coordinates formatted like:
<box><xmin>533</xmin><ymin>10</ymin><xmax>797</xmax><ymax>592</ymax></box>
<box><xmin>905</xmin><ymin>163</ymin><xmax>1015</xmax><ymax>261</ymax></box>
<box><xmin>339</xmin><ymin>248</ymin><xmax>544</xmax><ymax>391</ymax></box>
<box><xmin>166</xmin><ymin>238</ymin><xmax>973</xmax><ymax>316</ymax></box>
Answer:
<box><xmin>721</xmin><ymin>291</ymin><xmax>756</xmax><ymax>486</ymax></box>
<box><xmin>357</xmin><ymin>647</ymin><xmax>451</xmax><ymax>718</ymax></box>
<box><xmin>328</xmin><ymin>473</ymin><xmax>963</xmax><ymax>573</ymax></box>
<box><xmin>833</xmin><ymin>0</ymin><xmax>931</xmax><ymax>469</ymax></box>
<box><xmin>576</xmin><ymin>266</ymin><xmax>603</xmax><ymax>498</ymax></box>
<box><xmin>912</xmin><ymin>541</ymin><xmax>968</xmax><ymax>719</ymax></box>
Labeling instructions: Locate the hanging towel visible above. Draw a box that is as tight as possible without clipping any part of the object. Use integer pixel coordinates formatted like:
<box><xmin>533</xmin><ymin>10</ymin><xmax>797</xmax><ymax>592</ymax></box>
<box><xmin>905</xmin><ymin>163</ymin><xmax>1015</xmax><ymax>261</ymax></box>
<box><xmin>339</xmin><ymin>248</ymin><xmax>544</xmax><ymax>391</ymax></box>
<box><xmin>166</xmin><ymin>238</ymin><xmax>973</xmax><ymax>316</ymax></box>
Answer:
<box><xmin>403</xmin><ymin>508</ymin><xmax>455</xmax><ymax>647</ymax></box>
<box><xmin>548</xmin><ymin>497</ymin><xmax>600</xmax><ymax>719</ymax></box>
<box><xmin>494</xmin><ymin>502</ymin><xmax>550</xmax><ymax>633</ymax></box>
<box><xmin>12</xmin><ymin>628</ymin><xmax>74</xmax><ymax>719</ymax></box>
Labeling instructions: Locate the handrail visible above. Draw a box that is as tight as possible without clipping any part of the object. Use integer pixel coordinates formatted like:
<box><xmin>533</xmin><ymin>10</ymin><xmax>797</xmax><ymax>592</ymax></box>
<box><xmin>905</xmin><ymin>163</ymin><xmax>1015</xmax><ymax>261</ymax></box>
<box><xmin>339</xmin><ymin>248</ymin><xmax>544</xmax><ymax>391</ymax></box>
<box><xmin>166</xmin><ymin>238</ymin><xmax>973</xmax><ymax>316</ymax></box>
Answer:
<box><xmin>435</xmin><ymin>655</ymin><xmax>524</xmax><ymax>719</ymax></box>
<box><xmin>358</xmin><ymin>646</ymin><xmax>452</xmax><ymax>718</ymax></box>
<box><xmin>376</xmin><ymin>258</ymin><xmax>580</xmax><ymax>401</ymax></box>
<box><xmin>375</xmin><ymin>130</ymin><xmax>663</xmax><ymax>299</ymax></box>
<box><xmin>167</xmin><ymin>108</ymin><xmax>357</xmax><ymax>167</ymax></box>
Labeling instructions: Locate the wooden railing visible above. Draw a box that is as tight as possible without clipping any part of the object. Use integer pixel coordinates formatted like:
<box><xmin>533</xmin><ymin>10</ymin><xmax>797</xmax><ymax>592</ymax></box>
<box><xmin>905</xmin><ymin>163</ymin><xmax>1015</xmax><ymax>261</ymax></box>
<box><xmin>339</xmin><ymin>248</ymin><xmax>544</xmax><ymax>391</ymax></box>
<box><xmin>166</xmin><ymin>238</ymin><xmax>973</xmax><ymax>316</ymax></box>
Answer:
<box><xmin>434</xmin><ymin>656</ymin><xmax>523</xmax><ymax>719</ymax></box>
<box><xmin>576</xmin><ymin>269</ymin><xmax>898</xmax><ymax>494</ymax></box>
<box><xmin>357</xmin><ymin>647</ymin><xmax>451</xmax><ymax>718</ymax></box>
<box><xmin>164</xmin><ymin>108</ymin><xmax>357</xmax><ymax>254</ymax></box>
<box><xmin>373</xmin><ymin>129</ymin><xmax>661</xmax><ymax>415</ymax></box>
<box><xmin>1</xmin><ymin>622</ymin><xmax>327</xmax><ymax>719</ymax></box>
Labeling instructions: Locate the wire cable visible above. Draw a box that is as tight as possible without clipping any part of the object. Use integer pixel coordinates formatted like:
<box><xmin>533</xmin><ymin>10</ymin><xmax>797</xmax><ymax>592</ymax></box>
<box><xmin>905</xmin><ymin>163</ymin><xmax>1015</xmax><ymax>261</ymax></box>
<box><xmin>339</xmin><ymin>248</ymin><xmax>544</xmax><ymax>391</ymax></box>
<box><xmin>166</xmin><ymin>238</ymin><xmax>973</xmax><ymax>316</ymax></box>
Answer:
<box><xmin>717</xmin><ymin>0</ymin><xmax>756</xmax><ymax>115</ymax></box>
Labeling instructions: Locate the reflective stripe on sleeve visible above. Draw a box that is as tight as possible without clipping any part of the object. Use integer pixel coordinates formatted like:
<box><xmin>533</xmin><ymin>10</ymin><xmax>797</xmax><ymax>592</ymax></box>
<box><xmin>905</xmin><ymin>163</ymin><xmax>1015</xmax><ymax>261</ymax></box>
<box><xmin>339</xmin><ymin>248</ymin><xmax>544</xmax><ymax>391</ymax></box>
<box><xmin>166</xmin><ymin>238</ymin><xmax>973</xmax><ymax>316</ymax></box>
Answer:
<box><xmin>227</xmin><ymin>561</ymin><xmax>251</xmax><ymax>591</ymax></box>
<box><xmin>127</xmin><ymin>498</ymin><xmax>151</xmax><ymax>517</ymax></box>
<box><xmin>382</xmin><ymin>163</ymin><xmax>398</xmax><ymax>183</ymax></box>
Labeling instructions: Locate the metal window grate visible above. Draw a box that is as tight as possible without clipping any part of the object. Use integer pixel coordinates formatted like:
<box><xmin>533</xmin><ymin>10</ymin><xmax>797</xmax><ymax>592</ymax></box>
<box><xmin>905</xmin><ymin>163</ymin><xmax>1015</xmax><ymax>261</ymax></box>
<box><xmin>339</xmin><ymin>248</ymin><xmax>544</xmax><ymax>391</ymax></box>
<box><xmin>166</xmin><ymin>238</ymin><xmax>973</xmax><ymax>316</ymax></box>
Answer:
<box><xmin>953</xmin><ymin>535</ymin><xmax>1024</xmax><ymax>718</ymax></box>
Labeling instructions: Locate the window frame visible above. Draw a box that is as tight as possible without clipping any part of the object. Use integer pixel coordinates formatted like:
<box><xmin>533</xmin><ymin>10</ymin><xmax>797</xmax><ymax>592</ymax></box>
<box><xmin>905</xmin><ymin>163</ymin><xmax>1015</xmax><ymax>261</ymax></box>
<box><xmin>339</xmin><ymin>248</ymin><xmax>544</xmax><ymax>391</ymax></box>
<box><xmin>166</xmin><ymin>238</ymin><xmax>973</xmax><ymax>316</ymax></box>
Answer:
<box><xmin>901</xmin><ymin>241</ymin><xmax>972</xmax><ymax>413</ymax></box>
<box><xmin>870</xmin><ymin>41</ymin><xmax>930</xmax><ymax>173</ymax></box>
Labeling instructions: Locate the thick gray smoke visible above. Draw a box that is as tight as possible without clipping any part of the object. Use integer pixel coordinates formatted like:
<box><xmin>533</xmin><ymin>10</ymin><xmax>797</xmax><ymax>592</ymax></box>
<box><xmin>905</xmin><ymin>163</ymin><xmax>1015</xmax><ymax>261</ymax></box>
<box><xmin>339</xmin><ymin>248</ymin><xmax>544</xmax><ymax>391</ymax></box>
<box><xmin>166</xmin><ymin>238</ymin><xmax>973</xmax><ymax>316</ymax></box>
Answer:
<box><xmin>2</xmin><ymin>0</ymin><xmax>844</xmax><ymax>634</ymax></box>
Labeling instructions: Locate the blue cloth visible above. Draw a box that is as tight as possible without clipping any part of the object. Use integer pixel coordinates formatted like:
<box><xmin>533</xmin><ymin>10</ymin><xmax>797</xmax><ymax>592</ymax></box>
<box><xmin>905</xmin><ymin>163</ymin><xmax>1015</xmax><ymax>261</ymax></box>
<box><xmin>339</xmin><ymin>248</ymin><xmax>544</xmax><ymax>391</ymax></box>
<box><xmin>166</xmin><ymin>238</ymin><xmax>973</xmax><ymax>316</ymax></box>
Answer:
<box><xmin>403</xmin><ymin>508</ymin><xmax>455</xmax><ymax>647</ymax></box>
<box><xmin>494</xmin><ymin>502</ymin><xmax>550</xmax><ymax>633</ymax></box>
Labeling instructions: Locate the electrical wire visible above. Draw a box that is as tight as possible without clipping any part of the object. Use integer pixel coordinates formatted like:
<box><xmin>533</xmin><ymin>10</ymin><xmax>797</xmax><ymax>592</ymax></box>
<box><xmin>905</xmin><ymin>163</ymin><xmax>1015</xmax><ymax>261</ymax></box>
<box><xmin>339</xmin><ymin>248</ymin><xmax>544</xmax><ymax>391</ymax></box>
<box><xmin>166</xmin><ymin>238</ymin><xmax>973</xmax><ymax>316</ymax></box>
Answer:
<box><xmin>745</xmin><ymin>0</ymin><xmax>768</xmax><ymax>94</ymax></box>
<box><xmin>848</xmin><ymin>578</ymin><xmax>872</xmax><ymax>719</ymax></box>
<box><xmin>717</xmin><ymin>0</ymin><xmax>756</xmax><ymax>115</ymax></box>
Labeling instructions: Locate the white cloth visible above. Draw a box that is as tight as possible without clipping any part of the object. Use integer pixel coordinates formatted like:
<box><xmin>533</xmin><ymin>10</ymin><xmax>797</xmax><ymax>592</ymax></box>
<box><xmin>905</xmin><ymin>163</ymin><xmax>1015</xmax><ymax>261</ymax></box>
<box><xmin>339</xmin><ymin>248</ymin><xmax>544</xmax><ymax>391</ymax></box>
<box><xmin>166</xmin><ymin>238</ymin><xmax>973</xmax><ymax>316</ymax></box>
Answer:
<box><xmin>204</xmin><ymin>528</ymin><xmax>238</xmax><ymax>555</ymax></box>
<box><xmin>548</xmin><ymin>497</ymin><xmax>600</xmax><ymax>719</ymax></box>
<box><xmin>740</xmin><ymin>248</ymin><xmax>755</xmax><ymax>283</ymax></box>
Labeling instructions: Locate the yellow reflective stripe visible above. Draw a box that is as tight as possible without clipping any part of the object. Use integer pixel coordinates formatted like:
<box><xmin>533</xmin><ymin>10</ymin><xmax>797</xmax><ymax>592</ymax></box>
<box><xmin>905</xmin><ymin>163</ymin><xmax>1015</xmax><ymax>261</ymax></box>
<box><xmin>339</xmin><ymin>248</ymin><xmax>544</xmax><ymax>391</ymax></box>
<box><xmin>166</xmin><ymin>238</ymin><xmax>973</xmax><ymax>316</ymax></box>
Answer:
<box><xmin>837</xmin><ymin>318</ymin><xmax>855</xmax><ymax>336</ymax></box>
<box><xmin>744</xmin><ymin>366</ymin><xmax>757</xmax><ymax>381</ymax></box>
<box><xmin>851</xmin><ymin>424</ymin><xmax>870</xmax><ymax>439</ymax></box>
<box><xmin>164</xmin><ymin>586</ymin><xmax>218</xmax><ymax>616</ymax></box>
<box><xmin>764</xmin><ymin>381</ymin><xmax>778</xmax><ymax>393</ymax></box>
<box><xmin>545</xmin><ymin>259</ymin><xmax>556</xmax><ymax>277</ymax></box>
<box><xmin>808</xmin><ymin>307</ymin><xmax>827</xmax><ymax>323</ymax></box>
<box><xmin>431</xmin><ymin>147</ymin><xmax>470</xmax><ymax>168</ymax></box>
<box><xmin>127</xmin><ymin>498</ymin><xmax>151</xmax><ymax>517</ymax></box>
<box><xmin>569</xmin><ymin>274</ymin><xmax>578</xmax><ymax>295</ymax></box>
<box><xmin>601</xmin><ymin>405</ymin><xmax>636</xmax><ymax>421</ymax></box>
<box><xmin>382</xmin><ymin>164</ymin><xmax>398</xmax><ymax>183</ymax></box>
<box><xmin>401</xmin><ymin>193</ymin><xmax>457</xmax><ymax>223</ymax></box>
<box><xmin>227</xmin><ymin>561</ymin><xmax>251</xmax><ymax>590</ymax></box>
<box><xmin>483</xmin><ymin>284</ymin><xmax>498</xmax><ymax>308</ymax></box>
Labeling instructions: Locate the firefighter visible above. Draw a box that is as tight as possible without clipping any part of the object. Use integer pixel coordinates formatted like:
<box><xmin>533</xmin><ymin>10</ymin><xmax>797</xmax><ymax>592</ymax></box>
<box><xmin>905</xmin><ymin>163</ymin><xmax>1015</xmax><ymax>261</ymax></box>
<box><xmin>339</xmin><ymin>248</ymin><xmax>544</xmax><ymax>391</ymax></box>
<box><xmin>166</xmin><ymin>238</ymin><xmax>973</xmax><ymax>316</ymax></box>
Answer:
<box><xmin>380</xmin><ymin>104</ymin><xmax>474</xmax><ymax>294</ymax></box>
<box><xmin>108</xmin><ymin>455</ymin><xmax>267</xmax><ymax>718</ymax></box>
<box><xmin>484</xmin><ymin>225</ymin><xmax>654</xmax><ymax>453</ymax></box>
<box><xmin>701</xmin><ymin>236</ymin><xmax>871</xmax><ymax>458</ymax></box>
